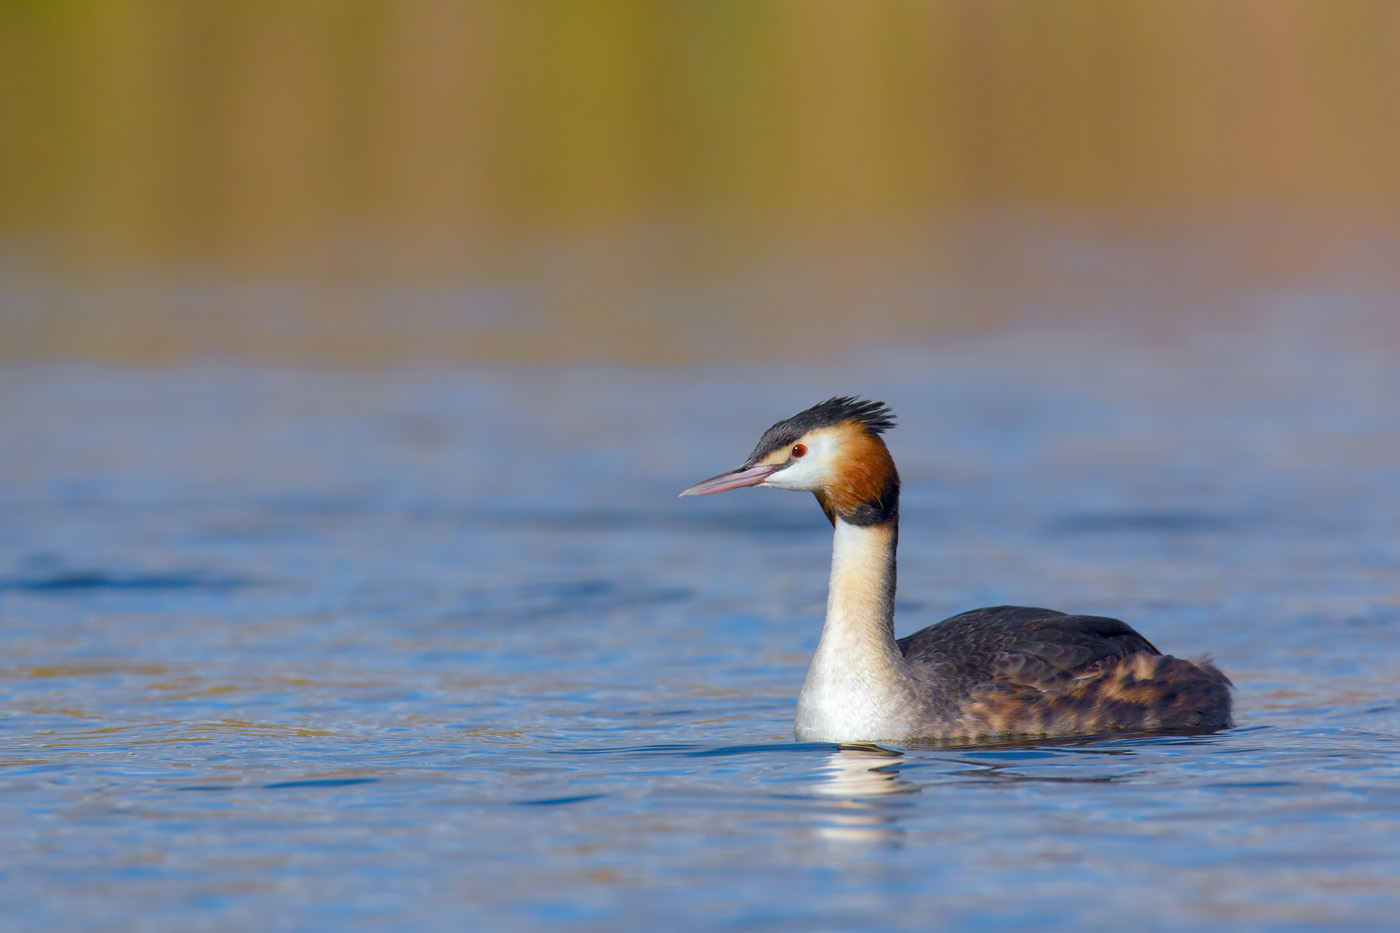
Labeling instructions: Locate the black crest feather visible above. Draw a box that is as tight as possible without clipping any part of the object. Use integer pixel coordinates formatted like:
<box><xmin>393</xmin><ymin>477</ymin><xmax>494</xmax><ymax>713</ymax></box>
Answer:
<box><xmin>745</xmin><ymin>396</ymin><xmax>897</xmax><ymax>464</ymax></box>
<box><xmin>805</xmin><ymin>396</ymin><xmax>897</xmax><ymax>434</ymax></box>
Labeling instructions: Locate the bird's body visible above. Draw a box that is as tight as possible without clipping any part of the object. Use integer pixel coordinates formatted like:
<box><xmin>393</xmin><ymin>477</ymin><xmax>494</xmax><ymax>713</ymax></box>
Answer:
<box><xmin>681</xmin><ymin>396</ymin><xmax>1232</xmax><ymax>744</ymax></box>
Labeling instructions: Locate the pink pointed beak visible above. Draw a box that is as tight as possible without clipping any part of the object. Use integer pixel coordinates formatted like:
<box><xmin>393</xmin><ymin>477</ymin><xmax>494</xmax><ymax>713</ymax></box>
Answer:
<box><xmin>678</xmin><ymin>462</ymin><xmax>780</xmax><ymax>497</ymax></box>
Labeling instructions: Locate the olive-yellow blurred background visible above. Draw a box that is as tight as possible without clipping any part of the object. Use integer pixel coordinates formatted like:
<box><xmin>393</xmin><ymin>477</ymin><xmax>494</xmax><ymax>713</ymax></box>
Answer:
<box><xmin>3</xmin><ymin>0</ymin><xmax>1398</xmax><ymax>364</ymax></box>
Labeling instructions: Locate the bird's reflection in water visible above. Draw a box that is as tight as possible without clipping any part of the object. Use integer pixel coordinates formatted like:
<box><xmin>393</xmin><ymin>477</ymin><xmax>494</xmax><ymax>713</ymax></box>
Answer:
<box><xmin>807</xmin><ymin>745</ymin><xmax>915</xmax><ymax>844</ymax></box>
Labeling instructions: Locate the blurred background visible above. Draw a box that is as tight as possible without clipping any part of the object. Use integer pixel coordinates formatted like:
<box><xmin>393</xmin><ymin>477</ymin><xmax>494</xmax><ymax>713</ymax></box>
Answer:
<box><xmin>3</xmin><ymin>0</ymin><xmax>1398</xmax><ymax>364</ymax></box>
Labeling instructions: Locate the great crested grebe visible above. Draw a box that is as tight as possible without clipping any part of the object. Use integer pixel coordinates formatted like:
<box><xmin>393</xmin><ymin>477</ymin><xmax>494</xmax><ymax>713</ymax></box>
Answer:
<box><xmin>681</xmin><ymin>396</ymin><xmax>1232</xmax><ymax>744</ymax></box>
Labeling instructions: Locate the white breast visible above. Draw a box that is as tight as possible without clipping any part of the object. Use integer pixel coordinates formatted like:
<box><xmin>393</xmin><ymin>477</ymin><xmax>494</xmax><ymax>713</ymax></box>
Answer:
<box><xmin>793</xmin><ymin>519</ymin><xmax>914</xmax><ymax>743</ymax></box>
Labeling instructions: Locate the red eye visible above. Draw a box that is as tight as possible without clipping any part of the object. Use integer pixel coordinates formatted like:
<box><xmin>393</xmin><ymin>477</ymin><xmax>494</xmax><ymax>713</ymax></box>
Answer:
<box><xmin>791</xmin><ymin>443</ymin><xmax>807</xmax><ymax>458</ymax></box>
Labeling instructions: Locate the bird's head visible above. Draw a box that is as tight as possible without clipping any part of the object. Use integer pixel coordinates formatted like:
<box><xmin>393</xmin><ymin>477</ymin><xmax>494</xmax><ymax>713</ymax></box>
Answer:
<box><xmin>680</xmin><ymin>396</ymin><xmax>900</xmax><ymax>526</ymax></box>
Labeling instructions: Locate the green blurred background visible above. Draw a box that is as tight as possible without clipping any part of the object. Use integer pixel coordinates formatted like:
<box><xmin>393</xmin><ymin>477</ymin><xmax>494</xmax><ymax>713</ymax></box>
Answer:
<box><xmin>2</xmin><ymin>0</ymin><xmax>1398</xmax><ymax>364</ymax></box>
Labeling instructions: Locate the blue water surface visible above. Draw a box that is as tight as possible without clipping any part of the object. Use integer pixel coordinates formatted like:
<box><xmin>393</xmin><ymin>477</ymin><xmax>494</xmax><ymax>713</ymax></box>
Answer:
<box><xmin>2</xmin><ymin>302</ymin><xmax>1399</xmax><ymax>930</ymax></box>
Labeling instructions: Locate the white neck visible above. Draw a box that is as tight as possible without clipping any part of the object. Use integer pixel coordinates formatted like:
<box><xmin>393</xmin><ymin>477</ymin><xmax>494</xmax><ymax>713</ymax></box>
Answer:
<box><xmin>794</xmin><ymin>517</ymin><xmax>915</xmax><ymax>743</ymax></box>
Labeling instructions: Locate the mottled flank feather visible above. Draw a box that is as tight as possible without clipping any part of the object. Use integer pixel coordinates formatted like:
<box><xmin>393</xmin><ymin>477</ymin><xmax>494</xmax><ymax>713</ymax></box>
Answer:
<box><xmin>897</xmin><ymin>606</ymin><xmax>1233</xmax><ymax>738</ymax></box>
<box><xmin>951</xmin><ymin>654</ymin><xmax>1232</xmax><ymax>737</ymax></box>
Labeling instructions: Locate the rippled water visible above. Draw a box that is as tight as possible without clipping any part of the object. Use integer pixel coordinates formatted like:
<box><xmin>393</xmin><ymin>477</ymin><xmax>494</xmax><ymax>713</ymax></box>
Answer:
<box><xmin>3</xmin><ymin>303</ymin><xmax>1400</xmax><ymax>930</ymax></box>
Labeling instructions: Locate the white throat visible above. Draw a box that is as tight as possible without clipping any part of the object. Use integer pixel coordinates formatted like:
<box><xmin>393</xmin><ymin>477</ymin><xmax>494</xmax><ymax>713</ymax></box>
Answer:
<box><xmin>794</xmin><ymin>516</ymin><xmax>914</xmax><ymax>743</ymax></box>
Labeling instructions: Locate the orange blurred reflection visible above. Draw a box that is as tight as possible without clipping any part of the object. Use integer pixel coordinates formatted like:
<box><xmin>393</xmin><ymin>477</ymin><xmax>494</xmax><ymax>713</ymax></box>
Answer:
<box><xmin>1</xmin><ymin>1</ymin><xmax>1397</xmax><ymax>363</ymax></box>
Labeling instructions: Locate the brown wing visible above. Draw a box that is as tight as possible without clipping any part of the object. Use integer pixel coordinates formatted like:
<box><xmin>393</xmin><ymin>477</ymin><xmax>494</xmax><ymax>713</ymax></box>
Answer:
<box><xmin>897</xmin><ymin>605</ymin><xmax>1161</xmax><ymax>692</ymax></box>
